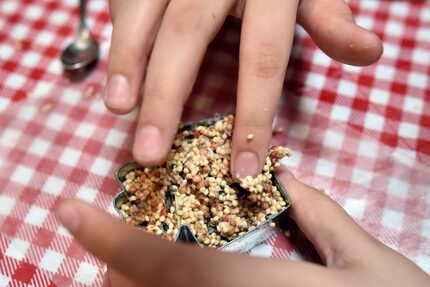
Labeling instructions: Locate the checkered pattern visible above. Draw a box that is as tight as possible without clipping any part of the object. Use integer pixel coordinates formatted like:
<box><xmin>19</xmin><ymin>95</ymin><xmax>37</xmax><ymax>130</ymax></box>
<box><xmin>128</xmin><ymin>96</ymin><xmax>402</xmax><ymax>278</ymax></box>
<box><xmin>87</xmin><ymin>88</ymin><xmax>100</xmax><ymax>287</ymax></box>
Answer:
<box><xmin>1</xmin><ymin>0</ymin><xmax>429</xmax><ymax>285</ymax></box>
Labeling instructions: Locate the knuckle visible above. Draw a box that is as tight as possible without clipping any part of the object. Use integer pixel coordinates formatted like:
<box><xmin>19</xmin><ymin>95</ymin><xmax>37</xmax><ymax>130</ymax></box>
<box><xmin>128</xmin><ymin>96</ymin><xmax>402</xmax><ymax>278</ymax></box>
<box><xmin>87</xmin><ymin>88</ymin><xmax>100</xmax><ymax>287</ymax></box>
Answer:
<box><xmin>163</xmin><ymin>2</ymin><xmax>205</xmax><ymax>34</ymax></box>
<box><xmin>242</xmin><ymin>44</ymin><xmax>284</xmax><ymax>78</ymax></box>
<box><xmin>143</xmin><ymin>87</ymin><xmax>184</xmax><ymax>109</ymax></box>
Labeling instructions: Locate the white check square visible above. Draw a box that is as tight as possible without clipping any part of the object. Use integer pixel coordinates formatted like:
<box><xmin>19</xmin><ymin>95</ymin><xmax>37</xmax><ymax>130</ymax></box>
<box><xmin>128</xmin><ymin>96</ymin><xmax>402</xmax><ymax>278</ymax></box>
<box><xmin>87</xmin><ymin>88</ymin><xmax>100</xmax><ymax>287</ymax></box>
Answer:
<box><xmin>338</xmin><ymin>80</ymin><xmax>357</xmax><ymax>98</ymax></box>
<box><xmin>76</xmin><ymin>122</ymin><xmax>96</xmax><ymax>138</ymax></box>
<box><xmin>398</xmin><ymin>122</ymin><xmax>420</xmax><ymax>139</ymax></box>
<box><xmin>5</xmin><ymin>239</ymin><xmax>30</xmax><ymax>261</ymax></box>
<box><xmin>0</xmin><ymin>128</ymin><xmax>21</xmax><ymax>148</ymax></box>
<box><xmin>39</xmin><ymin>250</ymin><xmax>65</xmax><ymax>273</ymax></box>
<box><xmin>0</xmin><ymin>44</ymin><xmax>14</xmax><ymax>60</ymax></box>
<box><xmin>46</xmin><ymin>113</ymin><xmax>67</xmax><ymax>131</ymax></box>
<box><xmin>0</xmin><ymin>195</ymin><xmax>16</xmax><ymax>216</ymax></box>
<box><xmin>351</xmin><ymin>168</ymin><xmax>373</xmax><ymax>186</ymax></box>
<box><xmin>74</xmin><ymin>262</ymin><xmax>99</xmax><ymax>286</ymax></box>
<box><xmin>344</xmin><ymin>198</ymin><xmax>366</xmax><ymax>220</ymax></box>
<box><xmin>306</xmin><ymin>72</ymin><xmax>326</xmax><ymax>89</ymax></box>
<box><xmin>76</xmin><ymin>186</ymin><xmax>98</xmax><ymax>203</ymax></box>
<box><xmin>90</xmin><ymin>158</ymin><xmax>113</xmax><ymax>177</ymax></box>
<box><xmin>330</xmin><ymin>105</ymin><xmax>351</xmax><ymax>122</ymax></box>
<box><xmin>388</xmin><ymin>178</ymin><xmax>409</xmax><ymax>199</ymax></box>
<box><xmin>289</xmin><ymin>123</ymin><xmax>310</xmax><ymax>140</ymax></box>
<box><xmin>412</xmin><ymin>48</ymin><xmax>430</xmax><ymax>65</ymax></box>
<box><xmin>10</xmin><ymin>165</ymin><xmax>34</xmax><ymax>186</ymax></box>
<box><xmin>364</xmin><ymin>112</ymin><xmax>385</xmax><ymax>131</ymax></box>
<box><xmin>385</xmin><ymin>20</ymin><xmax>405</xmax><ymax>37</ymax></box>
<box><xmin>24</xmin><ymin>206</ymin><xmax>49</xmax><ymax>227</ymax></box>
<box><xmin>105</xmin><ymin>129</ymin><xmax>127</xmax><ymax>148</ymax></box>
<box><xmin>29</xmin><ymin>138</ymin><xmax>51</xmax><ymax>157</ymax></box>
<box><xmin>381</xmin><ymin>209</ymin><xmax>404</xmax><ymax>231</ymax></box>
<box><xmin>369</xmin><ymin>88</ymin><xmax>390</xmax><ymax>105</ymax></box>
<box><xmin>17</xmin><ymin>105</ymin><xmax>37</xmax><ymax>121</ymax></box>
<box><xmin>316</xmin><ymin>159</ymin><xmax>336</xmax><ymax>177</ymax></box>
<box><xmin>408</xmin><ymin>72</ymin><xmax>428</xmax><ymax>89</ymax></box>
<box><xmin>323</xmin><ymin>130</ymin><xmax>344</xmax><ymax>149</ymax></box>
<box><xmin>59</xmin><ymin>148</ymin><xmax>82</xmax><ymax>167</ymax></box>
<box><xmin>249</xmin><ymin>243</ymin><xmax>273</xmax><ymax>258</ymax></box>
<box><xmin>0</xmin><ymin>273</ymin><xmax>10</xmax><ymax>287</ymax></box>
<box><xmin>43</xmin><ymin>176</ymin><xmax>66</xmax><ymax>196</ymax></box>
<box><xmin>403</xmin><ymin>97</ymin><xmax>424</xmax><ymax>114</ymax></box>
<box><xmin>4</xmin><ymin>73</ymin><xmax>26</xmax><ymax>89</ymax></box>
<box><xmin>382</xmin><ymin>43</ymin><xmax>400</xmax><ymax>59</ymax></box>
<box><xmin>375</xmin><ymin>65</ymin><xmax>396</xmax><ymax>82</ymax></box>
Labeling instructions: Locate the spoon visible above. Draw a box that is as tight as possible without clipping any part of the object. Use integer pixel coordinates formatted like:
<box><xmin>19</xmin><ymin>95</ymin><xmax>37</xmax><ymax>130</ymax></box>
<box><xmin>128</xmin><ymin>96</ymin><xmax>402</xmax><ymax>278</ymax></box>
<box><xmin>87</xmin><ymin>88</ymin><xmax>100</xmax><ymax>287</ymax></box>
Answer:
<box><xmin>61</xmin><ymin>0</ymin><xmax>99</xmax><ymax>70</ymax></box>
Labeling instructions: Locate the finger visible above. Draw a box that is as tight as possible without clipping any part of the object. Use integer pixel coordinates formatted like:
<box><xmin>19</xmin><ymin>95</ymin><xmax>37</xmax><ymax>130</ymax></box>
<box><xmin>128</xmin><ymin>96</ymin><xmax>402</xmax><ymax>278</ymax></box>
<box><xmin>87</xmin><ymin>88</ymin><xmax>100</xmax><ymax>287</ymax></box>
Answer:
<box><xmin>133</xmin><ymin>0</ymin><xmax>233</xmax><ymax>166</ymax></box>
<box><xmin>298</xmin><ymin>0</ymin><xmax>383</xmax><ymax>66</ymax></box>
<box><xmin>57</xmin><ymin>199</ymin><xmax>334</xmax><ymax>286</ymax></box>
<box><xmin>104</xmin><ymin>0</ymin><xmax>168</xmax><ymax>114</ymax></box>
<box><xmin>107</xmin><ymin>268</ymin><xmax>140</xmax><ymax>287</ymax></box>
<box><xmin>229</xmin><ymin>0</ymin><xmax>245</xmax><ymax>18</ymax></box>
<box><xmin>231</xmin><ymin>0</ymin><xmax>298</xmax><ymax>178</ymax></box>
<box><xmin>277</xmin><ymin>168</ymin><xmax>378</xmax><ymax>268</ymax></box>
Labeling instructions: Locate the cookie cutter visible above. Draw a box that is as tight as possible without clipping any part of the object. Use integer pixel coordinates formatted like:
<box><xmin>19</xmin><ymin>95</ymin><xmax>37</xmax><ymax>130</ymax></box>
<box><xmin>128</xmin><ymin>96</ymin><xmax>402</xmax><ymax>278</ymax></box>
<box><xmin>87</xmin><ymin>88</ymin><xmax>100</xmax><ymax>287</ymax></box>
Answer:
<box><xmin>113</xmin><ymin>116</ymin><xmax>291</xmax><ymax>253</ymax></box>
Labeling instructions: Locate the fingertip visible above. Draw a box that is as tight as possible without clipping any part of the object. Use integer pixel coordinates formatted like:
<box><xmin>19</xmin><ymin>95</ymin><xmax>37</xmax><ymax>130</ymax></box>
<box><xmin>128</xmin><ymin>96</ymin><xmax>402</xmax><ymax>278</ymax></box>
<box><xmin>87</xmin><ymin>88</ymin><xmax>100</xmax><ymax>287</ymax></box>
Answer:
<box><xmin>230</xmin><ymin>121</ymin><xmax>274</xmax><ymax>179</ymax></box>
<box><xmin>316</xmin><ymin>20</ymin><xmax>383</xmax><ymax>66</ymax></box>
<box><xmin>104</xmin><ymin>74</ymin><xmax>137</xmax><ymax>114</ymax></box>
<box><xmin>56</xmin><ymin>199</ymin><xmax>82</xmax><ymax>234</ymax></box>
<box><xmin>132</xmin><ymin>124</ymin><xmax>169</xmax><ymax>167</ymax></box>
<box><xmin>232</xmin><ymin>151</ymin><xmax>261</xmax><ymax>179</ymax></box>
<box><xmin>354</xmin><ymin>30</ymin><xmax>383</xmax><ymax>66</ymax></box>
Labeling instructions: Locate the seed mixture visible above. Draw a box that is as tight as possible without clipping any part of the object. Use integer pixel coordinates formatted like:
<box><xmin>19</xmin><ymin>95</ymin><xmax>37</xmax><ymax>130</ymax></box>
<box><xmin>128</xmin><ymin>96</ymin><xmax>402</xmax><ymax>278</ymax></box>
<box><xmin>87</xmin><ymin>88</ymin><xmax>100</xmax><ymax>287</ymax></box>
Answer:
<box><xmin>119</xmin><ymin>115</ymin><xmax>293</xmax><ymax>248</ymax></box>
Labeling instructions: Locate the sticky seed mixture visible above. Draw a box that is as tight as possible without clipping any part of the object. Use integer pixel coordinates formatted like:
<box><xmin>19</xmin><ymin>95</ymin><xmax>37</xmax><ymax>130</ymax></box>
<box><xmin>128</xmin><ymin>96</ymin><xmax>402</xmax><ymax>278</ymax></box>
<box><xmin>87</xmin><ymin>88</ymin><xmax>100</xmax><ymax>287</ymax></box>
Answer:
<box><xmin>120</xmin><ymin>115</ymin><xmax>293</xmax><ymax>248</ymax></box>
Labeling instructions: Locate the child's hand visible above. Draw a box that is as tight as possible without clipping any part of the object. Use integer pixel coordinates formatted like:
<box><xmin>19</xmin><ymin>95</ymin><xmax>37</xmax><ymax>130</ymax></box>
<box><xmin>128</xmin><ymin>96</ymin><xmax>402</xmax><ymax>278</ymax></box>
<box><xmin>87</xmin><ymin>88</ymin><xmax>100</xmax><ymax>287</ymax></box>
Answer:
<box><xmin>104</xmin><ymin>0</ymin><xmax>382</xmax><ymax>178</ymax></box>
<box><xmin>56</xmin><ymin>168</ymin><xmax>429</xmax><ymax>287</ymax></box>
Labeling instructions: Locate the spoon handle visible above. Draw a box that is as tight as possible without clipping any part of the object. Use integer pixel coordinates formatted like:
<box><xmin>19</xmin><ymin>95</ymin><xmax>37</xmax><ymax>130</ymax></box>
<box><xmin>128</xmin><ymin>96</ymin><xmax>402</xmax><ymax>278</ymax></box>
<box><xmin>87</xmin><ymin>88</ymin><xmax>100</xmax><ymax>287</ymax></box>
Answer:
<box><xmin>79</xmin><ymin>0</ymin><xmax>87</xmax><ymax>33</ymax></box>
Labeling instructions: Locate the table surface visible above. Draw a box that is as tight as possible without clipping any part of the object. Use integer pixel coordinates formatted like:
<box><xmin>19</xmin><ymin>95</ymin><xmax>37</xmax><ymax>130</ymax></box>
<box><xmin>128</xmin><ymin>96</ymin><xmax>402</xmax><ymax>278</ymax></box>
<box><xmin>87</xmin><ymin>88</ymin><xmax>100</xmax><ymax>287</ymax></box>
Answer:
<box><xmin>1</xmin><ymin>0</ymin><xmax>429</xmax><ymax>286</ymax></box>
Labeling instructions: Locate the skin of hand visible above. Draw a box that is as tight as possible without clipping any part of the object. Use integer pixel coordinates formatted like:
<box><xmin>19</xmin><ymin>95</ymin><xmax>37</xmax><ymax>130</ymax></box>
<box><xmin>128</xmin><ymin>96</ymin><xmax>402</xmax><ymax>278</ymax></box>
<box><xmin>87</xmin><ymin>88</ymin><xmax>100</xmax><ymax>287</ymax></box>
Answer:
<box><xmin>103</xmin><ymin>0</ymin><xmax>383</xmax><ymax>178</ymax></box>
<box><xmin>56</xmin><ymin>168</ymin><xmax>430</xmax><ymax>287</ymax></box>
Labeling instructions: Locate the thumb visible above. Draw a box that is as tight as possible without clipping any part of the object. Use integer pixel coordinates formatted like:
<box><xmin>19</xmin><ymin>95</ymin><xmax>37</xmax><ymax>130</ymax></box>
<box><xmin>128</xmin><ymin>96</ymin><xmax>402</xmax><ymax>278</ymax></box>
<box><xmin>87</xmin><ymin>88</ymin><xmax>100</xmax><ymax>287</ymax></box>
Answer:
<box><xmin>277</xmin><ymin>168</ymin><xmax>378</xmax><ymax>268</ymax></box>
<box><xmin>55</xmin><ymin>199</ymin><xmax>296</xmax><ymax>287</ymax></box>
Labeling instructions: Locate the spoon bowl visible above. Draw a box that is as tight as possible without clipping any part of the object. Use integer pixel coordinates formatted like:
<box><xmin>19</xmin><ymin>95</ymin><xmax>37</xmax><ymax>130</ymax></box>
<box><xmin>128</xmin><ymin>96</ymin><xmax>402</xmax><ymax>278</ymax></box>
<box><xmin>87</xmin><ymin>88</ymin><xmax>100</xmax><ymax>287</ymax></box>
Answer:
<box><xmin>61</xmin><ymin>33</ymin><xmax>99</xmax><ymax>70</ymax></box>
<box><xmin>60</xmin><ymin>0</ymin><xmax>99</xmax><ymax>72</ymax></box>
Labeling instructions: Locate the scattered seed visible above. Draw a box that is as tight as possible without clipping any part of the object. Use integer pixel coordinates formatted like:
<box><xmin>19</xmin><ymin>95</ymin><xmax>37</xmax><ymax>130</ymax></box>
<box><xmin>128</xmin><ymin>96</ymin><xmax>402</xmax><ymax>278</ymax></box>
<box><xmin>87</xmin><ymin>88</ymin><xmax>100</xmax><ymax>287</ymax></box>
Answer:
<box><xmin>41</xmin><ymin>103</ymin><xmax>53</xmax><ymax>112</ymax></box>
<box><xmin>272</xmin><ymin>126</ymin><xmax>284</xmax><ymax>135</ymax></box>
<box><xmin>269</xmin><ymin>222</ymin><xmax>276</xmax><ymax>228</ymax></box>
<box><xmin>246</xmin><ymin>133</ymin><xmax>254</xmax><ymax>141</ymax></box>
<box><xmin>15</xmin><ymin>40</ymin><xmax>23</xmax><ymax>50</ymax></box>
<box><xmin>284</xmin><ymin>230</ymin><xmax>291</xmax><ymax>237</ymax></box>
<box><xmin>84</xmin><ymin>86</ymin><xmax>95</xmax><ymax>98</ymax></box>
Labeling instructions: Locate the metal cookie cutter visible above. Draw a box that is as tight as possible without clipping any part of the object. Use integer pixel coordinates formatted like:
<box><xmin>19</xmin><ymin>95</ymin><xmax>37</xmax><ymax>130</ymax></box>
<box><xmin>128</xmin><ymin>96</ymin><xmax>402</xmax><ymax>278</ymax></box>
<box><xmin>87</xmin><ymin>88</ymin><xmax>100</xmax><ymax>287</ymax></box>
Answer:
<box><xmin>113</xmin><ymin>117</ymin><xmax>291</xmax><ymax>253</ymax></box>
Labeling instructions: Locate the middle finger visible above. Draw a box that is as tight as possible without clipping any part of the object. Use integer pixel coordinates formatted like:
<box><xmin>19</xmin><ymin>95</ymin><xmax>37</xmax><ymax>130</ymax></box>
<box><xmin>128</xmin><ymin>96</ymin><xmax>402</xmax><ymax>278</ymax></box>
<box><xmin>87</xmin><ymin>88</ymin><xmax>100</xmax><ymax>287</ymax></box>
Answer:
<box><xmin>133</xmin><ymin>0</ymin><xmax>234</xmax><ymax>166</ymax></box>
<box><xmin>231</xmin><ymin>0</ymin><xmax>299</xmax><ymax>178</ymax></box>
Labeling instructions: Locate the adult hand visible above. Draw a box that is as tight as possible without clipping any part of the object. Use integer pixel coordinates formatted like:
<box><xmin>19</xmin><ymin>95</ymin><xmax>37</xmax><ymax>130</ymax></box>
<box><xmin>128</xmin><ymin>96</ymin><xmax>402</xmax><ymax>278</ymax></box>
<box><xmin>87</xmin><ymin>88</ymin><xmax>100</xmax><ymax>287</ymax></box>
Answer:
<box><xmin>56</xmin><ymin>168</ymin><xmax>428</xmax><ymax>287</ymax></box>
<box><xmin>103</xmin><ymin>0</ymin><xmax>383</xmax><ymax>177</ymax></box>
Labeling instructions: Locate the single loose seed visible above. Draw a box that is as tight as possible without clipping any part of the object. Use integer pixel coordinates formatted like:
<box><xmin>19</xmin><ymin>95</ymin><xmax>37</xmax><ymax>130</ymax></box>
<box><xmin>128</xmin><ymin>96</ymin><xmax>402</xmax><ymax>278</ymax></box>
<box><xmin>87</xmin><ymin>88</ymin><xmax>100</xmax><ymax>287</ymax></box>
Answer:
<box><xmin>246</xmin><ymin>133</ymin><xmax>254</xmax><ymax>141</ymax></box>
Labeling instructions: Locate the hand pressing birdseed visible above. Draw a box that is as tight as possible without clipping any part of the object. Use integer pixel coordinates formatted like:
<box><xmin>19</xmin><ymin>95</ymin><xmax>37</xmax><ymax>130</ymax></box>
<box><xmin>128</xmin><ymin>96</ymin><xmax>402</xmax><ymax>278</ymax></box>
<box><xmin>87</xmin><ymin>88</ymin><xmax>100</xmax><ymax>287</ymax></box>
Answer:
<box><xmin>119</xmin><ymin>115</ymin><xmax>292</xmax><ymax>248</ymax></box>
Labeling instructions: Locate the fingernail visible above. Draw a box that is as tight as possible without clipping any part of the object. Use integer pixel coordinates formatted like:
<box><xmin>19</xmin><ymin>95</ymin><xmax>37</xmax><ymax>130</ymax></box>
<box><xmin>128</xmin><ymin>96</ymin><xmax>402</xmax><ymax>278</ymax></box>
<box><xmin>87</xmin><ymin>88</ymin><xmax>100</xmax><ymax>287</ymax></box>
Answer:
<box><xmin>104</xmin><ymin>74</ymin><xmax>130</xmax><ymax>107</ymax></box>
<box><xmin>134</xmin><ymin>125</ymin><xmax>161</xmax><ymax>159</ymax></box>
<box><xmin>235</xmin><ymin>151</ymin><xmax>259</xmax><ymax>178</ymax></box>
<box><xmin>57</xmin><ymin>201</ymin><xmax>80</xmax><ymax>233</ymax></box>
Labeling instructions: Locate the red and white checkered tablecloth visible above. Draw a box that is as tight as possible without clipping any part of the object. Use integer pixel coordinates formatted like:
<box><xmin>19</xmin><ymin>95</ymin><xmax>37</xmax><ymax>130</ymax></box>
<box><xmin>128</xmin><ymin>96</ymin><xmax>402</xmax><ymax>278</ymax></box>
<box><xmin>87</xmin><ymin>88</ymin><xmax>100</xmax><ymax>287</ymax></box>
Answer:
<box><xmin>1</xmin><ymin>0</ymin><xmax>429</xmax><ymax>286</ymax></box>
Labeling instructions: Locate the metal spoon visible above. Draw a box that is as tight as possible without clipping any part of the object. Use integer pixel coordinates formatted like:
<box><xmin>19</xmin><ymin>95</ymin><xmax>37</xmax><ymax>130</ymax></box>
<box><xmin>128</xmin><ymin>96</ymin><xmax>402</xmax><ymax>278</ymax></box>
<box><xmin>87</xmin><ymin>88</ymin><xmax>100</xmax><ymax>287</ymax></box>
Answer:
<box><xmin>61</xmin><ymin>0</ymin><xmax>99</xmax><ymax>70</ymax></box>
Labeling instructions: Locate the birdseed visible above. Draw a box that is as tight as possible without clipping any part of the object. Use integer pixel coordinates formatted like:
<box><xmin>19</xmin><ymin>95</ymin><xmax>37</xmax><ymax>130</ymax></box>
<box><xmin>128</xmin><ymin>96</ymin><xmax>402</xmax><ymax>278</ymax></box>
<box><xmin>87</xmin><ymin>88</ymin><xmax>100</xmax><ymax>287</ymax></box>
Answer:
<box><xmin>119</xmin><ymin>115</ymin><xmax>293</xmax><ymax>248</ymax></box>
